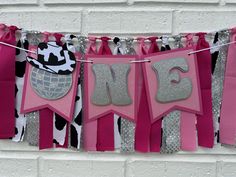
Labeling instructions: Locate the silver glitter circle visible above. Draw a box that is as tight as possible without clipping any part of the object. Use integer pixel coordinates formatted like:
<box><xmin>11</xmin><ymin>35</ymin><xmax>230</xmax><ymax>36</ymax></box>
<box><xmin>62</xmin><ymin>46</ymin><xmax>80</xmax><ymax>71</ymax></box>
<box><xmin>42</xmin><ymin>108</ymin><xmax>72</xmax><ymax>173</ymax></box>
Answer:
<box><xmin>30</xmin><ymin>67</ymin><xmax>72</xmax><ymax>100</ymax></box>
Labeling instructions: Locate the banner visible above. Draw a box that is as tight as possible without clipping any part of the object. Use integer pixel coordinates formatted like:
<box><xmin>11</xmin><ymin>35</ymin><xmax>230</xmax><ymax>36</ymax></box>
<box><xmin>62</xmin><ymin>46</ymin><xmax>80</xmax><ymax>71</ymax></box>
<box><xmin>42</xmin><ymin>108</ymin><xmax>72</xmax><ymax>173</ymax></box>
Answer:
<box><xmin>1</xmin><ymin>23</ymin><xmax>236</xmax><ymax>153</ymax></box>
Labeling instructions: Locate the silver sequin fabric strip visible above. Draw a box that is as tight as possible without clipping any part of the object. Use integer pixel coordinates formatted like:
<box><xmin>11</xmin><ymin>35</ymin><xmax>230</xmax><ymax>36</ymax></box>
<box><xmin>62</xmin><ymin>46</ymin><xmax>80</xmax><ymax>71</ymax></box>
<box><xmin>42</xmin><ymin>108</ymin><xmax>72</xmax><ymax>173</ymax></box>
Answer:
<box><xmin>120</xmin><ymin>38</ymin><xmax>136</xmax><ymax>152</ymax></box>
<box><xmin>25</xmin><ymin>33</ymin><xmax>41</xmax><ymax>146</ymax></box>
<box><xmin>161</xmin><ymin>36</ymin><xmax>182</xmax><ymax>153</ymax></box>
<box><xmin>25</xmin><ymin>112</ymin><xmax>39</xmax><ymax>146</ymax></box>
<box><xmin>212</xmin><ymin>30</ymin><xmax>230</xmax><ymax>144</ymax></box>
<box><xmin>161</xmin><ymin>110</ymin><xmax>181</xmax><ymax>153</ymax></box>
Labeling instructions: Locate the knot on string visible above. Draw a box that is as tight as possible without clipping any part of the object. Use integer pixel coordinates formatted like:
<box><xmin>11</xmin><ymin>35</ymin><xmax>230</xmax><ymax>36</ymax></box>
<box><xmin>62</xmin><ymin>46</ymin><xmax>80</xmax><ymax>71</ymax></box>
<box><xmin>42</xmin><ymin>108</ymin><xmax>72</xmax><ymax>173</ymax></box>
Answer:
<box><xmin>196</xmin><ymin>32</ymin><xmax>209</xmax><ymax>49</ymax></box>
<box><xmin>137</xmin><ymin>37</ymin><xmax>148</xmax><ymax>55</ymax></box>
<box><xmin>87</xmin><ymin>36</ymin><xmax>97</xmax><ymax>54</ymax></box>
<box><xmin>185</xmin><ymin>33</ymin><xmax>194</xmax><ymax>47</ymax></box>
<box><xmin>113</xmin><ymin>37</ymin><xmax>124</xmax><ymax>55</ymax></box>
<box><xmin>147</xmin><ymin>36</ymin><xmax>159</xmax><ymax>53</ymax></box>
<box><xmin>98</xmin><ymin>36</ymin><xmax>112</xmax><ymax>55</ymax></box>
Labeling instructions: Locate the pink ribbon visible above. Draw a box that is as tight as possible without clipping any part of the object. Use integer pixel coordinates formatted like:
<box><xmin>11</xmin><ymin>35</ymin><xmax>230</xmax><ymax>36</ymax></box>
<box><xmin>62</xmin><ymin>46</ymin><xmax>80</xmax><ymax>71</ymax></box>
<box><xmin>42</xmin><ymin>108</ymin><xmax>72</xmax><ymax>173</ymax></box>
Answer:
<box><xmin>0</xmin><ymin>24</ymin><xmax>17</xmax><ymax>138</ymax></box>
<box><xmin>180</xmin><ymin>112</ymin><xmax>197</xmax><ymax>151</ymax></box>
<box><xmin>96</xmin><ymin>37</ymin><xmax>114</xmax><ymax>151</ymax></box>
<box><xmin>39</xmin><ymin>108</ymin><xmax>54</xmax><ymax>149</ymax></box>
<box><xmin>196</xmin><ymin>32</ymin><xmax>214</xmax><ymax>148</ymax></box>
<box><xmin>135</xmin><ymin>37</ymin><xmax>151</xmax><ymax>152</ymax></box>
<box><xmin>83</xmin><ymin>36</ymin><xmax>98</xmax><ymax>151</ymax></box>
<box><xmin>147</xmin><ymin>37</ymin><xmax>162</xmax><ymax>152</ymax></box>
<box><xmin>179</xmin><ymin>33</ymin><xmax>198</xmax><ymax>151</ymax></box>
<box><xmin>220</xmin><ymin>28</ymin><xmax>236</xmax><ymax>145</ymax></box>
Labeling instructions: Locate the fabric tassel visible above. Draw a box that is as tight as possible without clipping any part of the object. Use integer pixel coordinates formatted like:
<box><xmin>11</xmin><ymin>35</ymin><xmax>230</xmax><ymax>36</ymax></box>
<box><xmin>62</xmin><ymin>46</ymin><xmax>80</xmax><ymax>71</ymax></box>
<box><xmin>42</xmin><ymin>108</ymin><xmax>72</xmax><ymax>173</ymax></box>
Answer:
<box><xmin>25</xmin><ymin>32</ymin><xmax>41</xmax><ymax>146</ymax></box>
<box><xmin>120</xmin><ymin>38</ymin><xmax>136</xmax><ymax>152</ymax></box>
<box><xmin>219</xmin><ymin>28</ymin><xmax>236</xmax><ymax>145</ymax></box>
<box><xmin>135</xmin><ymin>37</ymin><xmax>151</xmax><ymax>152</ymax></box>
<box><xmin>161</xmin><ymin>36</ymin><xmax>182</xmax><ymax>153</ymax></box>
<box><xmin>113</xmin><ymin>37</ymin><xmax>123</xmax><ymax>150</ymax></box>
<box><xmin>83</xmin><ymin>37</ymin><xmax>98</xmax><ymax>151</ymax></box>
<box><xmin>96</xmin><ymin>37</ymin><xmax>115</xmax><ymax>151</ymax></box>
<box><xmin>0</xmin><ymin>24</ymin><xmax>18</xmax><ymax>138</ymax></box>
<box><xmin>147</xmin><ymin>36</ymin><xmax>162</xmax><ymax>152</ymax></box>
<box><xmin>178</xmin><ymin>34</ymin><xmax>198</xmax><ymax>151</ymax></box>
<box><xmin>212</xmin><ymin>30</ymin><xmax>230</xmax><ymax>144</ymax></box>
<box><xmin>70</xmin><ymin>36</ymin><xmax>85</xmax><ymax>150</ymax></box>
<box><xmin>12</xmin><ymin>33</ymin><xmax>28</xmax><ymax>142</ymax></box>
<box><xmin>196</xmin><ymin>32</ymin><xmax>214</xmax><ymax>148</ymax></box>
<box><xmin>39</xmin><ymin>33</ymin><xmax>66</xmax><ymax>149</ymax></box>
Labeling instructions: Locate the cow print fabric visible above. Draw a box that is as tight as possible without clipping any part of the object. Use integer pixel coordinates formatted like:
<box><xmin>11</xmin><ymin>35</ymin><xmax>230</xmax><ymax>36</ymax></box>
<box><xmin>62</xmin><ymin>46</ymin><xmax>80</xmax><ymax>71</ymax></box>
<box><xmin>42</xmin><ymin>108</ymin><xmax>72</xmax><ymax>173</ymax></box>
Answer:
<box><xmin>12</xmin><ymin>39</ymin><xmax>29</xmax><ymax>142</ymax></box>
<box><xmin>26</xmin><ymin>42</ymin><xmax>76</xmax><ymax>75</ymax></box>
<box><xmin>53</xmin><ymin>37</ymin><xmax>83</xmax><ymax>149</ymax></box>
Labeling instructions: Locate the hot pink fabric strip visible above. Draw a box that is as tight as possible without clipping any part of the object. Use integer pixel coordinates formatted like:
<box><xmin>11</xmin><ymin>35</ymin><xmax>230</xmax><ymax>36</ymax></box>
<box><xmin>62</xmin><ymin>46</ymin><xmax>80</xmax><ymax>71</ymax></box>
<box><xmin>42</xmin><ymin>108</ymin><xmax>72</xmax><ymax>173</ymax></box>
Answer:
<box><xmin>220</xmin><ymin>28</ymin><xmax>236</xmax><ymax>145</ymax></box>
<box><xmin>148</xmin><ymin>37</ymin><xmax>162</xmax><ymax>152</ymax></box>
<box><xmin>196</xmin><ymin>33</ymin><xmax>214</xmax><ymax>148</ymax></box>
<box><xmin>0</xmin><ymin>25</ymin><xmax>17</xmax><ymax>138</ymax></box>
<box><xmin>96</xmin><ymin>37</ymin><xmax>115</xmax><ymax>151</ymax></box>
<box><xmin>83</xmin><ymin>37</ymin><xmax>98</xmax><ymax>151</ymax></box>
<box><xmin>39</xmin><ymin>108</ymin><xmax>54</xmax><ymax>149</ymax></box>
<box><xmin>180</xmin><ymin>112</ymin><xmax>197</xmax><ymax>151</ymax></box>
<box><xmin>135</xmin><ymin>37</ymin><xmax>151</xmax><ymax>152</ymax></box>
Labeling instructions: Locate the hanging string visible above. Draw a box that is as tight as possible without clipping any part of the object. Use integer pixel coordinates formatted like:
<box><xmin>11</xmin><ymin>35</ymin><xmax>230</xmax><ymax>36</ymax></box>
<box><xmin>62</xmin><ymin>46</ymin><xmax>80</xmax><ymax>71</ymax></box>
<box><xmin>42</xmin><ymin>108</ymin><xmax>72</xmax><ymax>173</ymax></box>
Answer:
<box><xmin>0</xmin><ymin>41</ymin><xmax>36</xmax><ymax>54</ymax></box>
<box><xmin>1</xmin><ymin>36</ymin><xmax>236</xmax><ymax>57</ymax></box>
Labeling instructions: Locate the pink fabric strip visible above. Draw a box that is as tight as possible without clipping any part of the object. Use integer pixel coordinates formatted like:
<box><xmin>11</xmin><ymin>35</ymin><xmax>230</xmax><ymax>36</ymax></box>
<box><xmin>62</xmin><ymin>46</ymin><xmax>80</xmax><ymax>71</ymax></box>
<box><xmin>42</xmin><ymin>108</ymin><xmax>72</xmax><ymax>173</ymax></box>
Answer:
<box><xmin>148</xmin><ymin>37</ymin><xmax>162</xmax><ymax>152</ymax></box>
<box><xmin>220</xmin><ymin>28</ymin><xmax>236</xmax><ymax>145</ymax></box>
<box><xmin>180</xmin><ymin>112</ymin><xmax>197</xmax><ymax>151</ymax></box>
<box><xmin>0</xmin><ymin>25</ymin><xmax>17</xmax><ymax>138</ymax></box>
<box><xmin>39</xmin><ymin>108</ymin><xmax>54</xmax><ymax>149</ymax></box>
<box><xmin>83</xmin><ymin>37</ymin><xmax>98</xmax><ymax>151</ymax></box>
<box><xmin>196</xmin><ymin>33</ymin><xmax>214</xmax><ymax>148</ymax></box>
<box><xmin>135</xmin><ymin>37</ymin><xmax>151</xmax><ymax>152</ymax></box>
<box><xmin>179</xmin><ymin>34</ymin><xmax>198</xmax><ymax>151</ymax></box>
<box><xmin>96</xmin><ymin>37</ymin><xmax>115</xmax><ymax>151</ymax></box>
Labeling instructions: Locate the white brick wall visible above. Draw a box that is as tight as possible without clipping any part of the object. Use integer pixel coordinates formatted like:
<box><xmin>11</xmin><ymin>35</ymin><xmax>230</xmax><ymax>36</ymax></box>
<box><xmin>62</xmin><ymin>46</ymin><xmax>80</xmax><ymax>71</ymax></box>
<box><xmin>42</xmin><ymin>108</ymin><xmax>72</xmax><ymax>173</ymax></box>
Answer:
<box><xmin>1</xmin><ymin>0</ymin><xmax>236</xmax><ymax>176</ymax></box>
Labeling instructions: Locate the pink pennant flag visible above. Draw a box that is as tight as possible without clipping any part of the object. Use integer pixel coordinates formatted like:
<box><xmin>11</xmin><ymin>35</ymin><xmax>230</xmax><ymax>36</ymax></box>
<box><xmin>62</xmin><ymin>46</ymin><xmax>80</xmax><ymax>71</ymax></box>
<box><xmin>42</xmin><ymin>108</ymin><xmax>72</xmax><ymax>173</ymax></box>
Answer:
<box><xmin>21</xmin><ymin>46</ymin><xmax>80</xmax><ymax>122</ymax></box>
<box><xmin>143</xmin><ymin>47</ymin><xmax>203</xmax><ymax>123</ymax></box>
<box><xmin>84</xmin><ymin>55</ymin><xmax>138</xmax><ymax>123</ymax></box>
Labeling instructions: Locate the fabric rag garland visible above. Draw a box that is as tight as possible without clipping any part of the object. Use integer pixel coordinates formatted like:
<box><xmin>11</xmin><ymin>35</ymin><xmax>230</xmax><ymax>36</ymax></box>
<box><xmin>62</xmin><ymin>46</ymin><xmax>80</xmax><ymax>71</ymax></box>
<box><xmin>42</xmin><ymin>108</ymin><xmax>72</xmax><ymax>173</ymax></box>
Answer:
<box><xmin>1</xmin><ymin>23</ymin><xmax>236</xmax><ymax>153</ymax></box>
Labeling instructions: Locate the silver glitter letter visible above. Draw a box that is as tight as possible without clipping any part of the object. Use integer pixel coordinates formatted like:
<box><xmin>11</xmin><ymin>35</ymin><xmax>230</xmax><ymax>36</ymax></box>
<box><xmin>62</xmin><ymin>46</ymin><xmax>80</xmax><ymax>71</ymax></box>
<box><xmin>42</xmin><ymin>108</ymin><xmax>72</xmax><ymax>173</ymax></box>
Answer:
<box><xmin>92</xmin><ymin>64</ymin><xmax>132</xmax><ymax>106</ymax></box>
<box><xmin>152</xmin><ymin>58</ymin><xmax>192</xmax><ymax>103</ymax></box>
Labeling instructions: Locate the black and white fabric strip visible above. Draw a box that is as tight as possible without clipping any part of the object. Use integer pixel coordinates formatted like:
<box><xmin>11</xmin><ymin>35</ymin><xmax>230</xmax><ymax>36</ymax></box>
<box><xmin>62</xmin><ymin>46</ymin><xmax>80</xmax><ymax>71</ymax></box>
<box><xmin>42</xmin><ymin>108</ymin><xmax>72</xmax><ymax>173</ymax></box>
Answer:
<box><xmin>26</xmin><ymin>41</ymin><xmax>76</xmax><ymax>75</ymax></box>
<box><xmin>12</xmin><ymin>37</ymin><xmax>29</xmax><ymax>142</ymax></box>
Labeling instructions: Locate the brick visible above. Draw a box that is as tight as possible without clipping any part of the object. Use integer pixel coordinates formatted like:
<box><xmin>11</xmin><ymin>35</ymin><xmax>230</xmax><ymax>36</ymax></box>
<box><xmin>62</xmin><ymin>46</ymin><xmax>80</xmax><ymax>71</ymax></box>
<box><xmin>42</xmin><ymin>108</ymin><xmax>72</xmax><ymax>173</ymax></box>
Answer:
<box><xmin>133</xmin><ymin>0</ymin><xmax>219</xmax><ymax>3</ymax></box>
<box><xmin>127</xmin><ymin>160</ymin><xmax>216</xmax><ymax>177</ymax></box>
<box><xmin>0</xmin><ymin>156</ymin><xmax>38</xmax><ymax>177</ymax></box>
<box><xmin>44</xmin><ymin>0</ymin><xmax>126</xmax><ymax>4</ymax></box>
<box><xmin>165</xmin><ymin>161</ymin><xmax>216</xmax><ymax>177</ymax></box>
<box><xmin>84</xmin><ymin>11</ymin><xmax>172</xmax><ymax>34</ymax></box>
<box><xmin>224</xmin><ymin>0</ymin><xmax>236</xmax><ymax>4</ymax></box>
<box><xmin>40</xmin><ymin>159</ymin><xmax>125</xmax><ymax>177</ymax></box>
<box><xmin>0</xmin><ymin>11</ymin><xmax>82</xmax><ymax>32</ymax></box>
<box><xmin>0</xmin><ymin>140</ymin><xmax>38</xmax><ymax>151</ymax></box>
<box><xmin>225</xmin><ymin>0</ymin><xmax>236</xmax><ymax>3</ymax></box>
<box><xmin>174</xmin><ymin>11</ymin><xmax>236</xmax><ymax>34</ymax></box>
<box><xmin>0</xmin><ymin>0</ymin><xmax>38</xmax><ymax>5</ymax></box>
<box><xmin>127</xmin><ymin>160</ymin><xmax>166</xmax><ymax>177</ymax></box>
<box><xmin>219</xmin><ymin>162</ymin><xmax>236</xmax><ymax>177</ymax></box>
